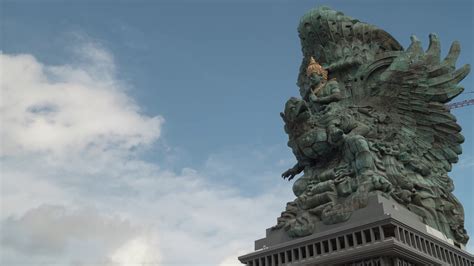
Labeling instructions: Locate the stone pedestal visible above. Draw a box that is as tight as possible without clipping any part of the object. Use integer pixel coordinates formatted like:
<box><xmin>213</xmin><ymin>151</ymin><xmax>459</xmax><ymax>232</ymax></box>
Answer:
<box><xmin>238</xmin><ymin>193</ymin><xmax>474</xmax><ymax>265</ymax></box>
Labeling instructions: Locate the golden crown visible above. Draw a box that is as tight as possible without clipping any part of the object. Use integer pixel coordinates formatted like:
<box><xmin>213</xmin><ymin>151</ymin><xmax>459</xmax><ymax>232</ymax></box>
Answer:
<box><xmin>306</xmin><ymin>57</ymin><xmax>328</xmax><ymax>80</ymax></box>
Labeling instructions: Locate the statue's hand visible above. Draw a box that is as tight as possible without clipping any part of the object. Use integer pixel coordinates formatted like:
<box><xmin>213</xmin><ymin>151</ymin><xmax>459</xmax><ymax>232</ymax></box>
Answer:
<box><xmin>282</xmin><ymin>168</ymin><xmax>298</xmax><ymax>181</ymax></box>
<box><xmin>334</xmin><ymin>163</ymin><xmax>352</xmax><ymax>174</ymax></box>
<box><xmin>309</xmin><ymin>93</ymin><xmax>318</xmax><ymax>103</ymax></box>
<box><xmin>334</xmin><ymin>167</ymin><xmax>353</xmax><ymax>178</ymax></box>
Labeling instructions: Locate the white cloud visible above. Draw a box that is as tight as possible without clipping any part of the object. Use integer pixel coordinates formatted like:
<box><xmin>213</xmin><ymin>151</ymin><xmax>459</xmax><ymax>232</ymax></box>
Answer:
<box><xmin>0</xmin><ymin>48</ymin><xmax>163</xmax><ymax>156</ymax></box>
<box><xmin>0</xmin><ymin>204</ymin><xmax>145</xmax><ymax>266</ymax></box>
<box><xmin>218</xmin><ymin>250</ymin><xmax>249</xmax><ymax>266</ymax></box>
<box><xmin>467</xmin><ymin>242</ymin><xmax>474</xmax><ymax>254</ymax></box>
<box><xmin>0</xmin><ymin>42</ymin><xmax>294</xmax><ymax>266</ymax></box>
<box><xmin>110</xmin><ymin>235</ymin><xmax>161</xmax><ymax>266</ymax></box>
<box><xmin>1</xmin><ymin>205</ymin><xmax>135</xmax><ymax>252</ymax></box>
<box><xmin>1</xmin><ymin>153</ymin><xmax>290</xmax><ymax>265</ymax></box>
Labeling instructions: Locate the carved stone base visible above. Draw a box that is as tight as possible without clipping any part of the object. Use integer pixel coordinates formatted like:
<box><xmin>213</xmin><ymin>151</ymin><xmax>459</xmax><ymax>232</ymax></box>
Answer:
<box><xmin>238</xmin><ymin>193</ymin><xmax>473</xmax><ymax>265</ymax></box>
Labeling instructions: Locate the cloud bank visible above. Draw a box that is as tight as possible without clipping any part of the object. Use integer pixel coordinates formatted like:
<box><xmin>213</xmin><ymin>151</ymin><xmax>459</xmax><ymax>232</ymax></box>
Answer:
<box><xmin>0</xmin><ymin>41</ymin><xmax>293</xmax><ymax>265</ymax></box>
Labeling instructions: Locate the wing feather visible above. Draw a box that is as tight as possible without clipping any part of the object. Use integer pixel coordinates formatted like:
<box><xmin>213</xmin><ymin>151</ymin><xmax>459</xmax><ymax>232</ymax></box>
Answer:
<box><xmin>376</xmin><ymin>34</ymin><xmax>469</xmax><ymax>173</ymax></box>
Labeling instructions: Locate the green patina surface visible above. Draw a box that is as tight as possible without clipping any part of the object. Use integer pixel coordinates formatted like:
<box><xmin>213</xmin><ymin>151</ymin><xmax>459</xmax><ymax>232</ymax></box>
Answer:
<box><xmin>275</xmin><ymin>6</ymin><xmax>470</xmax><ymax>246</ymax></box>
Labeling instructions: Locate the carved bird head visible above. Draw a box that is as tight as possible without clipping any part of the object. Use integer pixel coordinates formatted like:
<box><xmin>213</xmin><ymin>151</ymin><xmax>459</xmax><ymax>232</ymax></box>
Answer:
<box><xmin>280</xmin><ymin>97</ymin><xmax>311</xmax><ymax>128</ymax></box>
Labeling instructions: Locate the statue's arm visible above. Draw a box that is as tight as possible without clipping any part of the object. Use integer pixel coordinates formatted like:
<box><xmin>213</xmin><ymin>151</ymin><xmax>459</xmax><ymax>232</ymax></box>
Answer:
<box><xmin>315</xmin><ymin>92</ymin><xmax>342</xmax><ymax>104</ymax></box>
<box><xmin>282</xmin><ymin>162</ymin><xmax>305</xmax><ymax>181</ymax></box>
<box><xmin>312</xmin><ymin>83</ymin><xmax>342</xmax><ymax>104</ymax></box>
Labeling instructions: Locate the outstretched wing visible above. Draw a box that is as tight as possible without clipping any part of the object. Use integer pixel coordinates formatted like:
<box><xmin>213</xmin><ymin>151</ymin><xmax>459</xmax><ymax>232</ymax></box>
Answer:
<box><xmin>375</xmin><ymin>34</ymin><xmax>470</xmax><ymax>173</ymax></box>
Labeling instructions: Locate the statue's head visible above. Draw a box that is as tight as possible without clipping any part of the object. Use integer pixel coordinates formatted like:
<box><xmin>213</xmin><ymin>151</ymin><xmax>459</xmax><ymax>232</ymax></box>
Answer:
<box><xmin>306</xmin><ymin>57</ymin><xmax>328</xmax><ymax>80</ymax></box>
<box><xmin>306</xmin><ymin>57</ymin><xmax>328</xmax><ymax>88</ymax></box>
<box><xmin>280</xmin><ymin>97</ymin><xmax>311</xmax><ymax>131</ymax></box>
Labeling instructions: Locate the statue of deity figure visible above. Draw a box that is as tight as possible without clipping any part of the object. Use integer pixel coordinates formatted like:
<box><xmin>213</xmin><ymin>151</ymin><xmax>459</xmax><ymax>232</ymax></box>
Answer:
<box><xmin>275</xmin><ymin>6</ymin><xmax>470</xmax><ymax>246</ymax></box>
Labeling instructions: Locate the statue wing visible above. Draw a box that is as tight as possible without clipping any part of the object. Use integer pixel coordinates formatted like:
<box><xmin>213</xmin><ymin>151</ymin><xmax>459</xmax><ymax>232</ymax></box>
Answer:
<box><xmin>373</xmin><ymin>34</ymin><xmax>470</xmax><ymax>173</ymax></box>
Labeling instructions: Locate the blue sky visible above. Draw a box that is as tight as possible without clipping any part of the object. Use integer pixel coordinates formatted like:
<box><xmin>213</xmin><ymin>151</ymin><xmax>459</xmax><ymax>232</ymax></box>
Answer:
<box><xmin>1</xmin><ymin>0</ymin><xmax>473</xmax><ymax>265</ymax></box>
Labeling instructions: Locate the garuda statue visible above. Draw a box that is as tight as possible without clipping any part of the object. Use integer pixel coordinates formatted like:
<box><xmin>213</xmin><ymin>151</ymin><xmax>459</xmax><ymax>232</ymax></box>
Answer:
<box><xmin>274</xmin><ymin>6</ymin><xmax>470</xmax><ymax>246</ymax></box>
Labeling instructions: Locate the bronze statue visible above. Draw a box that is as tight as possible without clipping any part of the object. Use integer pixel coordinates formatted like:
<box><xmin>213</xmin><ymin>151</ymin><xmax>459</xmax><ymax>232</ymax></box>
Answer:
<box><xmin>275</xmin><ymin>6</ymin><xmax>470</xmax><ymax>246</ymax></box>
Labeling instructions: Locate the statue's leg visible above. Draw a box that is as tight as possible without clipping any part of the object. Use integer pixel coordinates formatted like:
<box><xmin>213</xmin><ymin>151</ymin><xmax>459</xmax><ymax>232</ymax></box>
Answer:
<box><xmin>344</xmin><ymin>135</ymin><xmax>374</xmax><ymax>176</ymax></box>
<box><xmin>344</xmin><ymin>135</ymin><xmax>392</xmax><ymax>194</ymax></box>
